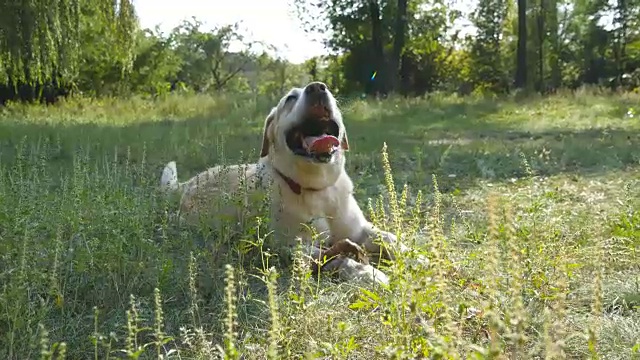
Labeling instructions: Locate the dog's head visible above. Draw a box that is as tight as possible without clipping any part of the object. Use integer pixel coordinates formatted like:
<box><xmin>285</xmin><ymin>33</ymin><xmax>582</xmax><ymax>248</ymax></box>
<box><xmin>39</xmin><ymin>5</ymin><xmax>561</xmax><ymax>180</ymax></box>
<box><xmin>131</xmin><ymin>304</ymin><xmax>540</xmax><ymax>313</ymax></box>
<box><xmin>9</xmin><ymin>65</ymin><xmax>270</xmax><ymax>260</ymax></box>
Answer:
<box><xmin>260</xmin><ymin>82</ymin><xmax>350</xmax><ymax>189</ymax></box>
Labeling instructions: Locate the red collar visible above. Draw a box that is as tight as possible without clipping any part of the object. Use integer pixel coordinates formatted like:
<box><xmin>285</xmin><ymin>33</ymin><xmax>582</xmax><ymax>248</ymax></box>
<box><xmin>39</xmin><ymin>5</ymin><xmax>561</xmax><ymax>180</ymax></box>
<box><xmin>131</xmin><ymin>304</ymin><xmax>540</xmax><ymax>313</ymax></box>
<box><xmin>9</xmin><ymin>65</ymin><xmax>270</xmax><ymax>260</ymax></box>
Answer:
<box><xmin>273</xmin><ymin>168</ymin><xmax>321</xmax><ymax>195</ymax></box>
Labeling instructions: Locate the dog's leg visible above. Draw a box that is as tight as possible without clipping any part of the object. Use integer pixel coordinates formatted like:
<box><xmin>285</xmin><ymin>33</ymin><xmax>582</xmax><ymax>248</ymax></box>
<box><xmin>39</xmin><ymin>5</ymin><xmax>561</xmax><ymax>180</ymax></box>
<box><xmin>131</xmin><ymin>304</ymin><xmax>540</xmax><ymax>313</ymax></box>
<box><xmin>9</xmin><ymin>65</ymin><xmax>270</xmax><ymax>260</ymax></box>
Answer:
<box><xmin>302</xmin><ymin>240</ymin><xmax>389</xmax><ymax>286</ymax></box>
<box><xmin>272</xmin><ymin>213</ymin><xmax>389</xmax><ymax>285</ymax></box>
<box><xmin>328</xmin><ymin>195</ymin><xmax>425</xmax><ymax>264</ymax></box>
<box><xmin>310</xmin><ymin>238</ymin><xmax>369</xmax><ymax>274</ymax></box>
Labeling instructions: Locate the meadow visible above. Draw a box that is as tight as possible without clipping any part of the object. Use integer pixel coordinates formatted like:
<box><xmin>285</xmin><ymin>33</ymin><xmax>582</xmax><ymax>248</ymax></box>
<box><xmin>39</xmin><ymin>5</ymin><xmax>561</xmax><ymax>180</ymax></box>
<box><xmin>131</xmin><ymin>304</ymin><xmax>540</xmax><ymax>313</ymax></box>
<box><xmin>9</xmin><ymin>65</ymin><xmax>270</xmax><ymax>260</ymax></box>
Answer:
<box><xmin>0</xmin><ymin>88</ymin><xmax>639</xmax><ymax>359</ymax></box>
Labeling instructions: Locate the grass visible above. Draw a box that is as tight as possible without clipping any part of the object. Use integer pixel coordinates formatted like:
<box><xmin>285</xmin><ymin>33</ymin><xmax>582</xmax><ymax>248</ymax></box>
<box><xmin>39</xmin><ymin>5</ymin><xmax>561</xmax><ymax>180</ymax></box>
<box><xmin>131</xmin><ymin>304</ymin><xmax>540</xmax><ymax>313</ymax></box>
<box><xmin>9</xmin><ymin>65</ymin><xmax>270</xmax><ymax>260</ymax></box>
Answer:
<box><xmin>0</xmin><ymin>87</ymin><xmax>639</xmax><ymax>359</ymax></box>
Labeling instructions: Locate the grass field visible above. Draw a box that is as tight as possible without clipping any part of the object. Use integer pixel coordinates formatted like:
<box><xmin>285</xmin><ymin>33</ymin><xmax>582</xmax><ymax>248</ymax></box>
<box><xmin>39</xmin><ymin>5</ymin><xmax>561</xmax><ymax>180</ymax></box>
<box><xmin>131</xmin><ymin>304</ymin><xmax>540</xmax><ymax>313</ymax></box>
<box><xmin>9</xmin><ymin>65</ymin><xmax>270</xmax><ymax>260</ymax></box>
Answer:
<box><xmin>0</xmin><ymin>88</ymin><xmax>639</xmax><ymax>359</ymax></box>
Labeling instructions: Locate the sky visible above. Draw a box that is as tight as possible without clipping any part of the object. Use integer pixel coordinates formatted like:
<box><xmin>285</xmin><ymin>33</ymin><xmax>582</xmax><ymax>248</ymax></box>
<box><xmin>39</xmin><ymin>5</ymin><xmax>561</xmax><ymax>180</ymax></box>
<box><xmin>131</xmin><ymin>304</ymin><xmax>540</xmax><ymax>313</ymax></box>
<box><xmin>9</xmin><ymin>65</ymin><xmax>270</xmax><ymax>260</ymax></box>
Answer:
<box><xmin>133</xmin><ymin>0</ymin><xmax>327</xmax><ymax>64</ymax></box>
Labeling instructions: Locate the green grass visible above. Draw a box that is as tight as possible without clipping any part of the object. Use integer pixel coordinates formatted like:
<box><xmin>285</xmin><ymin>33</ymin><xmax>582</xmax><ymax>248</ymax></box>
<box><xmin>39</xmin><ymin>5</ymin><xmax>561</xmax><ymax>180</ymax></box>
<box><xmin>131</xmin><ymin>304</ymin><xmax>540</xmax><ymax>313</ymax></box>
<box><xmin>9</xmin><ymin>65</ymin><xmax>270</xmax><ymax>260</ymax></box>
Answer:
<box><xmin>0</xmin><ymin>88</ymin><xmax>639</xmax><ymax>359</ymax></box>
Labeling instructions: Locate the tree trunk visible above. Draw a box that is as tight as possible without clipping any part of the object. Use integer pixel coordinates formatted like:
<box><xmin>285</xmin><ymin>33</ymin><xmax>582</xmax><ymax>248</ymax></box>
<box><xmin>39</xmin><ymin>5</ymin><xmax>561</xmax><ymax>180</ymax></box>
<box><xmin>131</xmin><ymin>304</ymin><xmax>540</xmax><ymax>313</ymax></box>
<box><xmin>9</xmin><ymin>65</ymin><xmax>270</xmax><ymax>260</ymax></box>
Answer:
<box><xmin>548</xmin><ymin>0</ymin><xmax>560</xmax><ymax>89</ymax></box>
<box><xmin>537</xmin><ymin>0</ymin><xmax>545</xmax><ymax>92</ymax></box>
<box><xmin>618</xmin><ymin>0</ymin><xmax>627</xmax><ymax>78</ymax></box>
<box><xmin>391</xmin><ymin>0</ymin><xmax>407</xmax><ymax>93</ymax></box>
<box><xmin>368</xmin><ymin>0</ymin><xmax>386</xmax><ymax>96</ymax></box>
<box><xmin>515</xmin><ymin>0</ymin><xmax>528</xmax><ymax>88</ymax></box>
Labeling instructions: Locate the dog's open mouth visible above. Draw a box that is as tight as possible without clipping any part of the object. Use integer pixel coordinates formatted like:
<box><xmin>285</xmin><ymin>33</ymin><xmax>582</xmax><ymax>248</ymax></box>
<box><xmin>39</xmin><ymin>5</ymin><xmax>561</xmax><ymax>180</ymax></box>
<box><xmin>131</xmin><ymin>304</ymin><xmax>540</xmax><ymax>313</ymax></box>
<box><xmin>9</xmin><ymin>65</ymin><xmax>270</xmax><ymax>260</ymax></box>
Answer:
<box><xmin>285</xmin><ymin>116</ymin><xmax>341</xmax><ymax>163</ymax></box>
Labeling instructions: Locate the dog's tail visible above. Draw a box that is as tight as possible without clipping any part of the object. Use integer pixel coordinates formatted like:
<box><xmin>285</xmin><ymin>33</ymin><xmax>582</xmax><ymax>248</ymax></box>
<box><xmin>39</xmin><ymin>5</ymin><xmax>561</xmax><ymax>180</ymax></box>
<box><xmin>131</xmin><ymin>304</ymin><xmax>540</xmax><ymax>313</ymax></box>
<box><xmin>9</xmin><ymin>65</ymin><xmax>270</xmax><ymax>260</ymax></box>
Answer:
<box><xmin>160</xmin><ymin>161</ymin><xmax>180</xmax><ymax>192</ymax></box>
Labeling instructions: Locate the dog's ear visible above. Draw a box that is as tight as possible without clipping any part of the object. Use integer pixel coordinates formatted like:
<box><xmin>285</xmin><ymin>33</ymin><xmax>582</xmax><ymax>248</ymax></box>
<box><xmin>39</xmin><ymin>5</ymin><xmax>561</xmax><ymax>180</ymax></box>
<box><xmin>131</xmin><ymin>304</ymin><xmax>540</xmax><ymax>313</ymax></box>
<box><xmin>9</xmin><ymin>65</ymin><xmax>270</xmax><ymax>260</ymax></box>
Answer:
<box><xmin>260</xmin><ymin>107</ymin><xmax>276</xmax><ymax>157</ymax></box>
<box><xmin>341</xmin><ymin>130</ymin><xmax>350</xmax><ymax>151</ymax></box>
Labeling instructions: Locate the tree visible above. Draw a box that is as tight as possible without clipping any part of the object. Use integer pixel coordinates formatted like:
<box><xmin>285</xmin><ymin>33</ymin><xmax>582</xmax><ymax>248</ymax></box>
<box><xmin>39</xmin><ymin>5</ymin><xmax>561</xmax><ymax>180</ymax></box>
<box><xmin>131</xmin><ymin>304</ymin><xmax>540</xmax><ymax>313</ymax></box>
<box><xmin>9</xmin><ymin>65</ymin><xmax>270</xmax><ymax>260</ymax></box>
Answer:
<box><xmin>0</xmin><ymin>0</ymin><xmax>137</xmax><ymax>91</ymax></box>
<box><xmin>292</xmin><ymin>0</ymin><xmax>459</xmax><ymax>95</ymax></box>
<box><xmin>391</xmin><ymin>0</ymin><xmax>408</xmax><ymax>93</ymax></box>
<box><xmin>367</xmin><ymin>0</ymin><xmax>387</xmax><ymax>95</ymax></box>
<box><xmin>127</xmin><ymin>27</ymin><xmax>182</xmax><ymax>95</ymax></box>
<box><xmin>171</xmin><ymin>19</ymin><xmax>254</xmax><ymax>92</ymax></box>
<box><xmin>515</xmin><ymin>0</ymin><xmax>528</xmax><ymax>88</ymax></box>
<box><xmin>537</xmin><ymin>0</ymin><xmax>546</xmax><ymax>91</ymax></box>
<box><xmin>612</xmin><ymin>0</ymin><xmax>640</xmax><ymax>85</ymax></box>
<box><xmin>547</xmin><ymin>0</ymin><xmax>561</xmax><ymax>89</ymax></box>
<box><xmin>75</xmin><ymin>0</ymin><xmax>139</xmax><ymax>96</ymax></box>
<box><xmin>293</xmin><ymin>0</ymin><xmax>383</xmax><ymax>93</ymax></box>
<box><xmin>470</xmin><ymin>0</ymin><xmax>511</xmax><ymax>92</ymax></box>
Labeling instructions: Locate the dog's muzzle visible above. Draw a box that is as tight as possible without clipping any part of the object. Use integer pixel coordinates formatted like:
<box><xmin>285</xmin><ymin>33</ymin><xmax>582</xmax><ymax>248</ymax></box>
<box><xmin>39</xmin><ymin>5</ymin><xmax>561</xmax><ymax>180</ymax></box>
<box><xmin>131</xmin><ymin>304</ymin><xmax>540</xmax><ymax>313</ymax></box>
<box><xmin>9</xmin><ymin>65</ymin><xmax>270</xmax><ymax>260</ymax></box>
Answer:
<box><xmin>285</xmin><ymin>82</ymin><xmax>341</xmax><ymax>163</ymax></box>
<box><xmin>304</xmin><ymin>81</ymin><xmax>331</xmax><ymax>119</ymax></box>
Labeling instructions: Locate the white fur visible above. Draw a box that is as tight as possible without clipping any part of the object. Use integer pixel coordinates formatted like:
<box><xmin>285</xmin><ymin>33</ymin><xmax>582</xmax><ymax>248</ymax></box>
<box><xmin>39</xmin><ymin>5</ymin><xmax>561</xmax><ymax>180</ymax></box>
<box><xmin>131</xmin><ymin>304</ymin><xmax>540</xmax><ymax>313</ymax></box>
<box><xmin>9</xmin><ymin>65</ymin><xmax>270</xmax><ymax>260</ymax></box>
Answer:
<box><xmin>160</xmin><ymin>83</ymin><xmax>425</xmax><ymax>285</ymax></box>
<box><xmin>160</xmin><ymin>161</ymin><xmax>178</xmax><ymax>191</ymax></box>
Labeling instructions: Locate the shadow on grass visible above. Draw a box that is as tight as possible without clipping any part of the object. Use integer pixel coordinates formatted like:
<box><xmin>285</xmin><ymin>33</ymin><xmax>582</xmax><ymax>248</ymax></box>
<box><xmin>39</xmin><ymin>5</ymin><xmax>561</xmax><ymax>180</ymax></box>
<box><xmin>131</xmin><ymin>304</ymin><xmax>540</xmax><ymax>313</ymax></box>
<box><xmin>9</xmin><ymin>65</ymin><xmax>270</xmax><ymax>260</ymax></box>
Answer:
<box><xmin>351</xmin><ymin>126</ymin><xmax>640</xmax><ymax>195</ymax></box>
<box><xmin>1</xmin><ymin>95</ymin><xmax>638</xmax><ymax>194</ymax></box>
<box><xmin>336</xmin><ymin>97</ymin><xmax>640</xmax><ymax>195</ymax></box>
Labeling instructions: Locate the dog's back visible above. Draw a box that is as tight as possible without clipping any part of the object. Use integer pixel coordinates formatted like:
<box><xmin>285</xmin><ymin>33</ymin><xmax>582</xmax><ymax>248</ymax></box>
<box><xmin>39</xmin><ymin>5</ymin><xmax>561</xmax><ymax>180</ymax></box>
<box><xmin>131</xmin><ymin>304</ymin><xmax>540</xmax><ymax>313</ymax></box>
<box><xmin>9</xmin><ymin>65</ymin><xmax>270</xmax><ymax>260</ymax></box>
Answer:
<box><xmin>160</xmin><ymin>159</ymin><xmax>272</xmax><ymax>223</ymax></box>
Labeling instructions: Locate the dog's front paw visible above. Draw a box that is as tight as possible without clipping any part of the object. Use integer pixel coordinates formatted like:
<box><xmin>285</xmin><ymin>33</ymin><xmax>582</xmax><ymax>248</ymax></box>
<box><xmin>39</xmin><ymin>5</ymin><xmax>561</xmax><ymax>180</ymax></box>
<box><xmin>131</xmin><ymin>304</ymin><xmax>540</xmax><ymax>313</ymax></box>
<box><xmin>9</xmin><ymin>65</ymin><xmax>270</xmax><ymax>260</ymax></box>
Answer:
<box><xmin>377</xmin><ymin>229</ymin><xmax>397</xmax><ymax>242</ymax></box>
<box><xmin>330</xmin><ymin>238</ymin><xmax>370</xmax><ymax>265</ymax></box>
<box><xmin>355</xmin><ymin>262</ymin><xmax>390</xmax><ymax>286</ymax></box>
<box><xmin>333</xmin><ymin>257</ymin><xmax>389</xmax><ymax>286</ymax></box>
<box><xmin>371</xmin><ymin>229</ymin><xmax>410</xmax><ymax>260</ymax></box>
<box><xmin>372</xmin><ymin>230</ymin><xmax>433</xmax><ymax>267</ymax></box>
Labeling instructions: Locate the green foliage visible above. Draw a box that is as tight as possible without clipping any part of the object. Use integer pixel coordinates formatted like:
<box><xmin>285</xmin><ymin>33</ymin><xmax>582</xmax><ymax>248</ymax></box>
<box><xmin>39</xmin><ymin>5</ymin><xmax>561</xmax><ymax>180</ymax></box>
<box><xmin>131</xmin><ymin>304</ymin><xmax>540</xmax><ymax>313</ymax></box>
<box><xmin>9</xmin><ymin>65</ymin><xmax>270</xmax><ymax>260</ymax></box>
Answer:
<box><xmin>171</xmin><ymin>19</ymin><xmax>250</xmax><ymax>93</ymax></box>
<box><xmin>469</xmin><ymin>0</ymin><xmax>511</xmax><ymax>92</ymax></box>
<box><xmin>75</xmin><ymin>0</ymin><xmax>138</xmax><ymax>96</ymax></box>
<box><xmin>1</xmin><ymin>6</ymin><xmax>309</xmax><ymax>102</ymax></box>
<box><xmin>127</xmin><ymin>28</ymin><xmax>183</xmax><ymax>96</ymax></box>
<box><xmin>3</xmin><ymin>0</ymin><xmax>640</xmax><ymax>101</ymax></box>
<box><xmin>292</xmin><ymin>0</ymin><xmax>640</xmax><ymax>95</ymax></box>
<box><xmin>0</xmin><ymin>0</ymin><xmax>137</xmax><ymax>87</ymax></box>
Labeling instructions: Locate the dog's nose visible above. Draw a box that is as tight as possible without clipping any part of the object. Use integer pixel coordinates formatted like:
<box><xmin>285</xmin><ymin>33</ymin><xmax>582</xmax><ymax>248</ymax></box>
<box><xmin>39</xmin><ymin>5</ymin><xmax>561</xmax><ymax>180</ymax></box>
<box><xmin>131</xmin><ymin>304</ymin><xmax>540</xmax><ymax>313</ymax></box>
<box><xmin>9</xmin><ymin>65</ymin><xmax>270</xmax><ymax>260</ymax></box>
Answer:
<box><xmin>304</xmin><ymin>82</ymin><xmax>331</xmax><ymax>118</ymax></box>
<box><xmin>304</xmin><ymin>82</ymin><xmax>328</xmax><ymax>95</ymax></box>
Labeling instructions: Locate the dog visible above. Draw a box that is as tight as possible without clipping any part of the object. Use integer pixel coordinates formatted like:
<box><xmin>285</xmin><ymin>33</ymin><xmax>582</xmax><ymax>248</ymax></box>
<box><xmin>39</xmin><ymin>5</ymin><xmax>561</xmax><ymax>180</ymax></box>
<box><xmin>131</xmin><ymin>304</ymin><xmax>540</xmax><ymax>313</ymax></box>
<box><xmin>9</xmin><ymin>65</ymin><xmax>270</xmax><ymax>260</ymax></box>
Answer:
<box><xmin>160</xmin><ymin>82</ymin><xmax>422</xmax><ymax>285</ymax></box>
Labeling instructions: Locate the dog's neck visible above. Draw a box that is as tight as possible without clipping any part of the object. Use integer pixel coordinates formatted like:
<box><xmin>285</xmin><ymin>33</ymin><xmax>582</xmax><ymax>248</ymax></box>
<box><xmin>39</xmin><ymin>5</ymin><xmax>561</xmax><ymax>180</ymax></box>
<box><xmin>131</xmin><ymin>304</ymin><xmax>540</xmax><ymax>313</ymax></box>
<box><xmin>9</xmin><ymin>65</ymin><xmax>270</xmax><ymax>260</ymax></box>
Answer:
<box><xmin>266</xmin><ymin>150</ymin><xmax>345</xmax><ymax>193</ymax></box>
<box><xmin>273</xmin><ymin>167</ymin><xmax>322</xmax><ymax>195</ymax></box>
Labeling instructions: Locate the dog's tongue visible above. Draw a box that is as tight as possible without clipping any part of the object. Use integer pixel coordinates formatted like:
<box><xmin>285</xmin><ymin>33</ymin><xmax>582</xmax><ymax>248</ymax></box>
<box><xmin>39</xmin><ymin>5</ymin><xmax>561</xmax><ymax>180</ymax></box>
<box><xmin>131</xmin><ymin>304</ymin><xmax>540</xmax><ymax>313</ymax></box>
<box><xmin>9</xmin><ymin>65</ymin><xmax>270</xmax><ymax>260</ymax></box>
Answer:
<box><xmin>303</xmin><ymin>135</ymin><xmax>340</xmax><ymax>153</ymax></box>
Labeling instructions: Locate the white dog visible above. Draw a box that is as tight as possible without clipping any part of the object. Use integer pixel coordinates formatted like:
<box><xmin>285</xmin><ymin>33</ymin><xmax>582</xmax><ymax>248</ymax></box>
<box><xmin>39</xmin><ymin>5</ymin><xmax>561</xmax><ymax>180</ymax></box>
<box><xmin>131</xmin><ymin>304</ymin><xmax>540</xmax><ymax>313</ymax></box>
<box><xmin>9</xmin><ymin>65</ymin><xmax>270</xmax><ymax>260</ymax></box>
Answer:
<box><xmin>160</xmin><ymin>82</ymin><xmax>420</xmax><ymax>285</ymax></box>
